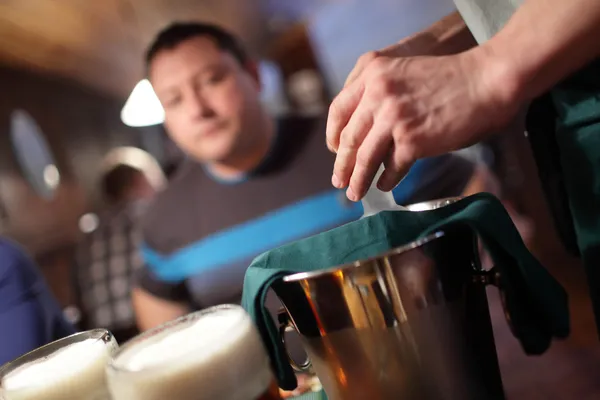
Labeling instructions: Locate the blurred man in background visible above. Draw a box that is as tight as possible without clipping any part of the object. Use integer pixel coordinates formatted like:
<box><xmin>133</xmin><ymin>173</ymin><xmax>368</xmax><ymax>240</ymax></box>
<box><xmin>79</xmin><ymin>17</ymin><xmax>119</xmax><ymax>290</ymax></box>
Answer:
<box><xmin>133</xmin><ymin>22</ymin><xmax>482</xmax><ymax>332</ymax></box>
<box><xmin>0</xmin><ymin>238</ymin><xmax>75</xmax><ymax>364</ymax></box>
<box><xmin>73</xmin><ymin>164</ymin><xmax>157</xmax><ymax>343</ymax></box>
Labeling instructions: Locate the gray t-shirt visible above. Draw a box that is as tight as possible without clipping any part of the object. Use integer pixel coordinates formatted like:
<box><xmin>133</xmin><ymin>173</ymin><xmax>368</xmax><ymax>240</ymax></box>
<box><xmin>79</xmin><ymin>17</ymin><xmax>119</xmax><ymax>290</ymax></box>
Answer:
<box><xmin>453</xmin><ymin>0</ymin><xmax>524</xmax><ymax>43</ymax></box>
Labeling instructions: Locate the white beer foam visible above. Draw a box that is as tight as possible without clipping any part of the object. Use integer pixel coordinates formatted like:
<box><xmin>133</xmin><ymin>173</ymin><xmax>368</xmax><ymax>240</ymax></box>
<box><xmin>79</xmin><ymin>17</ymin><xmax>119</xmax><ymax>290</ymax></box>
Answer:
<box><xmin>3</xmin><ymin>340</ymin><xmax>106</xmax><ymax>391</ymax></box>
<box><xmin>109</xmin><ymin>307</ymin><xmax>273</xmax><ymax>400</ymax></box>
<box><xmin>2</xmin><ymin>338</ymin><xmax>112</xmax><ymax>400</ymax></box>
<box><xmin>125</xmin><ymin>310</ymin><xmax>241</xmax><ymax>370</ymax></box>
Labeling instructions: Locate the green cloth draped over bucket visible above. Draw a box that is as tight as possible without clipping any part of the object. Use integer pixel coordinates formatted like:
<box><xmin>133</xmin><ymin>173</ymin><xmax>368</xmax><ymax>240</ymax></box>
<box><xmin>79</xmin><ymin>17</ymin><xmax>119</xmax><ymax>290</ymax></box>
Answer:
<box><xmin>241</xmin><ymin>193</ymin><xmax>569</xmax><ymax>391</ymax></box>
<box><xmin>550</xmin><ymin>58</ymin><xmax>600</xmax><ymax>334</ymax></box>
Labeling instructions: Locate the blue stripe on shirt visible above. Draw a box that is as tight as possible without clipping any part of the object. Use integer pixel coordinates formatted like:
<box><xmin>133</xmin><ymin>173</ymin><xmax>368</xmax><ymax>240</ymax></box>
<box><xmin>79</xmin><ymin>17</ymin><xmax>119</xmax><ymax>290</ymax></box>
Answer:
<box><xmin>142</xmin><ymin>189</ymin><xmax>364</xmax><ymax>282</ymax></box>
<box><xmin>142</xmin><ymin>157</ymin><xmax>452</xmax><ymax>282</ymax></box>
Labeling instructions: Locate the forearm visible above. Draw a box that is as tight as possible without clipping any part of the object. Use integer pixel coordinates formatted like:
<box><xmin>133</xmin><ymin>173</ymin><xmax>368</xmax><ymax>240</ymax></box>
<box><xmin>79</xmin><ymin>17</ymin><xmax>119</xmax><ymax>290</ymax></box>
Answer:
<box><xmin>386</xmin><ymin>12</ymin><xmax>476</xmax><ymax>57</ymax></box>
<box><xmin>480</xmin><ymin>0</ymin><xmax>600</xmax><ymax>103</ymax></box>
<box><xmin>132</xmin><ymin>287</ymin><xmax>190</xmax><ymax>331</ymax></box>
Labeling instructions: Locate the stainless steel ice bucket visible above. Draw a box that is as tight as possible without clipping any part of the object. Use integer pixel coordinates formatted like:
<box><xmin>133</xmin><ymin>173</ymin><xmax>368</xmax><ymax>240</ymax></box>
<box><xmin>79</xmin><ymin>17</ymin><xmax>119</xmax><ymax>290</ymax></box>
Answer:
<box><xmin>272</xmin><ymin>198</ymin><xmax>507</xmax><ymax>400</ymax></box>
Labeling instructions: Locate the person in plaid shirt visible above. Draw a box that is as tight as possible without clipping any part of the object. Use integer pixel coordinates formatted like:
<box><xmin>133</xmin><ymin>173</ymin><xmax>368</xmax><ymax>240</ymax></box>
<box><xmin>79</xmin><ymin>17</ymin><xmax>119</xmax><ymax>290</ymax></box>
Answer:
<box><xmin>73</xmin><ymin>164</ymin><xmax>158</xmax><ymax>343</ymax></box>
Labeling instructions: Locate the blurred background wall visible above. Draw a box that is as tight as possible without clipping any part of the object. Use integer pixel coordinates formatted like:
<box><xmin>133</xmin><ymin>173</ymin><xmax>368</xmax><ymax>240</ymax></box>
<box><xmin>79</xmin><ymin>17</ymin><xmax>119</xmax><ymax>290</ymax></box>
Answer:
<box><xmin>307</xmin><ymin>0</ymin><xmax>456</xmax><ymax>93</ymax></box>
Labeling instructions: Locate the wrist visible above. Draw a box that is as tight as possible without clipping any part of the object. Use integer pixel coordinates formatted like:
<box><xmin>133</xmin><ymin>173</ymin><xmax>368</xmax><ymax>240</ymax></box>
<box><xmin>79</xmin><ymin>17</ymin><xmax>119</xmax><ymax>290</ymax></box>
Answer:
<box><xmin>467</xmin><ymin>43</ymin><xmax>529</xmax><ymax>112</ymax></box>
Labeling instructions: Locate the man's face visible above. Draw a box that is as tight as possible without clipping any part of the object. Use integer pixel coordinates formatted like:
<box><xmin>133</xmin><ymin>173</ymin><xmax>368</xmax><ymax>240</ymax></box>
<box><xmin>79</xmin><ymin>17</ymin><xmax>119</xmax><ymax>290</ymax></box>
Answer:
<box><xmin>149</xmin><ymin>36</ymin><xmax>261</xmax><ymax>163</ymax></box>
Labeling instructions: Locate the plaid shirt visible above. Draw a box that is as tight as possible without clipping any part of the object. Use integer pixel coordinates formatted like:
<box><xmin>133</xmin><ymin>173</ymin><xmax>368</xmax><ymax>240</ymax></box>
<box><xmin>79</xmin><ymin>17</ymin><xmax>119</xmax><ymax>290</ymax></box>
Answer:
<box><xmin>74</xmin><ymin>200</ymin><xmax>148</xmax><ymax>337</ymax></box>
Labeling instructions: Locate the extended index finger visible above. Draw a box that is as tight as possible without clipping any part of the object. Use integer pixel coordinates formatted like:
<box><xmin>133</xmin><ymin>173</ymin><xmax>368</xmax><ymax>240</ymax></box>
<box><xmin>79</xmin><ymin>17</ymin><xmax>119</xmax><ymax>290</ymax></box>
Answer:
<box><xmin>326</xmin><ymin>79</ymin><xmax>364</xmax><ymax>153</ymax></box>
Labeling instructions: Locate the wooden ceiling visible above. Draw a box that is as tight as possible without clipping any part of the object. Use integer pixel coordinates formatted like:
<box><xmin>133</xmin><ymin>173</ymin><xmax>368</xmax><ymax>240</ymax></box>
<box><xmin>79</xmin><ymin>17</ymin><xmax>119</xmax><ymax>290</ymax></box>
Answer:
<box><xmin>0</xmin><ymin>0</ymin><xmax>324</xmax><ymax>99</ymax></box>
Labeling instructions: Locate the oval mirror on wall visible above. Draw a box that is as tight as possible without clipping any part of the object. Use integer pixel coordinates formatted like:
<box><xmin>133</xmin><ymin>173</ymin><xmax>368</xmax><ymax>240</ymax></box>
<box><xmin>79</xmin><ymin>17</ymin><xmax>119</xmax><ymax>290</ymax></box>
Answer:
<box><xmin>9</xmin><ymin>109</ymin><xmax>61</xmax><ymax>200</ymax></box>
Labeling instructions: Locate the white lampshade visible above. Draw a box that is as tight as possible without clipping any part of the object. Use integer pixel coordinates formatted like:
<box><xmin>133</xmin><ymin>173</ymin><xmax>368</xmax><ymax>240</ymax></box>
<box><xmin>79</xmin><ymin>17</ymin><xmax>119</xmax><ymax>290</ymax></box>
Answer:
<box><xmin>121</xmin><ymin>79</ymin><xmax>165</xmax><ymax>127</ymax></box>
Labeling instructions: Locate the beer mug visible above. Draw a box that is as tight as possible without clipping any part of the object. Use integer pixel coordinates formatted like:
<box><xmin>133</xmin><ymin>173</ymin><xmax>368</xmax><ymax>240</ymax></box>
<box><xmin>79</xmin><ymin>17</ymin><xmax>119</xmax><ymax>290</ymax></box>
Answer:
<box><xmin>106</xmin><ymin>304</ymin><xmax>281</xmax><ymax>400</ymax></box>
<box><xmin>0</xmin><ymin>329</ymin><xmax>118</xmax><ymax>400</ymax></box>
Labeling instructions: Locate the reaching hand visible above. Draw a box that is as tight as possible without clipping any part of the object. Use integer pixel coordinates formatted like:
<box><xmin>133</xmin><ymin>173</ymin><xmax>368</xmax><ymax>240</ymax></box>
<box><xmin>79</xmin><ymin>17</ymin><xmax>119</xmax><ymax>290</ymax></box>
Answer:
<box><xmin>326</xmin><ymin>48</ymin><xmax>521</xmax><ymax>201</ymax></box>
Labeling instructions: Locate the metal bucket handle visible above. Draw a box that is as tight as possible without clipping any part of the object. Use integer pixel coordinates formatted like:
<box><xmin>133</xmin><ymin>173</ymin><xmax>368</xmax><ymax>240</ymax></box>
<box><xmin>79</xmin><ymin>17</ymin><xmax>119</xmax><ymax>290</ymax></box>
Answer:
<box><xmin>277</xmin><ymin>309</ymin><xmax>312</xmax><ymax>372</ymax></box>
<box><xmin>473</xmin><ymin>267</ymin><xmax>515</xmax><ymax>335</ymax></box>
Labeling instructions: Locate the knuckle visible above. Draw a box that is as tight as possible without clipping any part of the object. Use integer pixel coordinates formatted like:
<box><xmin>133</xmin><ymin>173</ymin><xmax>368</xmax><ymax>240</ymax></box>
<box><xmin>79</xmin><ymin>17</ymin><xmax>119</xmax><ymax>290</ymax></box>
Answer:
<box><xmin>397</xmin><ymin>139</ymin><xmax>418</xmax><ymax>164</ymax></box>
<box><xmin>367</xmin><ymin>66</ymin><xmax>397</xmax><ymax>97</ymax></box>
<box><xmin>367</xmin><ymin>55</ymin><xmax>386</xmax><ymax>71</ymax></box>
<box><xmin>392</xmin><ymin>124</ymin><xmax>410</xmax><ymax>144</ymax></box>
<box><xmin>380</xmin><ymin>98</ymin><xmax>403</xmax><ymax>120</ymax></box>
<box><xmin>404</xmin><ymin>145</ymin><xmax>418</xmax><ymax>164</ymax></box>
<box><xmin>359</xmin><ymin>51</ymin><xmax>378</xmax><ymax>65</ymax></box>
<box><xmin>391</xmin><ymin>126</ymin><xmax>418</xmax><ymax>162</ymax></box>
<box><xmin>328</xmin><ymin>98</ymin><xmax>341</xmax><ymax>118</ymax></box>
<box><xmin>341</xmin><ymin>130</ymin><xmax>361</xmax><ymax>150</ymax></box>
<box><xmin>334</xmin><ymin>156</ymin><xmax>352</xmax><ymax>176</ymax></box>
<box><xmin>370</xmin><ymin>75</ymin><xmax>394</xmax><ymax>97</ymax></box>
<box><xmin>355</xmin><ymin>148</ymin><xmax>373</xmax><ymax>170</ymax></box>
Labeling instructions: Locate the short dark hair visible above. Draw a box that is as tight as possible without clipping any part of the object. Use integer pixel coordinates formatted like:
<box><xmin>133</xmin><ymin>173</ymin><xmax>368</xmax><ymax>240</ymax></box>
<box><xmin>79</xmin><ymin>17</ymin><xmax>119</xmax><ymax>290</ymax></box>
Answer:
<box><xmin>145</xmin><ymin>22</ymin><xmax>249</xmax><ymax>71</ymax></box>
<box><xmin>101</xmin><ymin>164</ymin><xmax>144</xmax><ymax>203</ymax></box>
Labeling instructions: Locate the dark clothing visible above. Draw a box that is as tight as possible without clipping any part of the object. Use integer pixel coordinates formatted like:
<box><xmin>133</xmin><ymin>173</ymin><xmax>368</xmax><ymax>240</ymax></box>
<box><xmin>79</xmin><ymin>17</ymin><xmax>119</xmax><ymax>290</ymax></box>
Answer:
<box><xmin>0</xmin><ymin>238</ymin><xmax>75</xmax><ymax>365</ymax></box>
<box><xmin>548</xmin><ymin>59</ymin><xmax>600</xmax><ymax>334</ymax></box>
<box><xmin>74</xmin><ymin>201</ymin><xmax>147</xmax><ymax>343</ymax></box>
<box><xmin>137</xmin><ymin>116</ymin><xmax>474</xmax><ymax>308</ymax></box>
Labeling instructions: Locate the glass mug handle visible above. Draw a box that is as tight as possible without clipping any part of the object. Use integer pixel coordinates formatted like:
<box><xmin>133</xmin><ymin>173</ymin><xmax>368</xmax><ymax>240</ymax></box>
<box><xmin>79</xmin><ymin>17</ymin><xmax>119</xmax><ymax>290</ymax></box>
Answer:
<box><xmin>472</xmin><ymin>266</ymin><xmax>515</xmax><ymax>335</ymax></box>
<box><xmin>277</xmin><ymin>308</ymin><xmax>312</xmax><ymax>372</ymax></box>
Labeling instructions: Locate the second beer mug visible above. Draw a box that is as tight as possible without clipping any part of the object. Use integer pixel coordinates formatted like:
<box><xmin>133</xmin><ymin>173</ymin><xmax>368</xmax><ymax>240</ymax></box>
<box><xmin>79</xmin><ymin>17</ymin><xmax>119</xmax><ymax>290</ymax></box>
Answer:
<box><xmin>106</xmin><ymin>304</ymin><xmax>281</xmax><ymax>400</ymax></box>
<box><xmin>0</xmin><ymin>329</ymin><xmax>118</xmax><ymax>400</ymax></box>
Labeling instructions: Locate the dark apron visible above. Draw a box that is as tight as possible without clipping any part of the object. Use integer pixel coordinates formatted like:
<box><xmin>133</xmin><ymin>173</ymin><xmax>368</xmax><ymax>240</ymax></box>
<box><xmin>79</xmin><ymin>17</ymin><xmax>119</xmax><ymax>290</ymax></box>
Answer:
<box><xmin>526</xmin><ymin>58</ymin><xmax>600</xmax><ymax>335</ymax></box>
